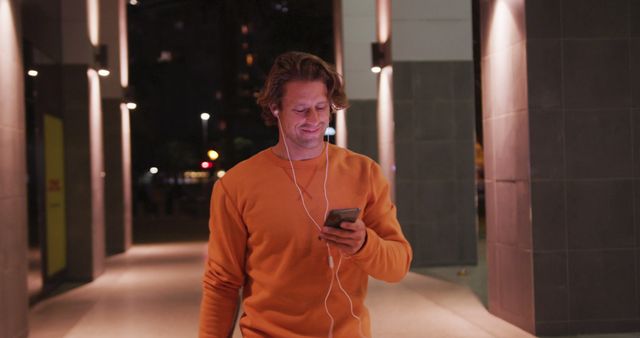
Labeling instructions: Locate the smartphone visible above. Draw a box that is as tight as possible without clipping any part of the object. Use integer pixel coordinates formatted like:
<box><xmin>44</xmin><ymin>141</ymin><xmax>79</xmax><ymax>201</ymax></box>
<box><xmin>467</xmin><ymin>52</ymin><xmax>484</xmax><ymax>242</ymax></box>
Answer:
<box><xmin>324</xmin><ymin>208</ymin><xmax>361</xmax><ymax>229</ymax></box>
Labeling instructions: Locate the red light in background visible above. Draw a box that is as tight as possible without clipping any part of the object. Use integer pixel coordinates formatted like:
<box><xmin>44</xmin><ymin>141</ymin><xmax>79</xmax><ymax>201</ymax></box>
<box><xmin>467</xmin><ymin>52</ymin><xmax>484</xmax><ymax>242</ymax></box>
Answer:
<box><xmin>201</xmin><ymin>161</ymin><xmax>213</xmax><ymax>169</ymax></box>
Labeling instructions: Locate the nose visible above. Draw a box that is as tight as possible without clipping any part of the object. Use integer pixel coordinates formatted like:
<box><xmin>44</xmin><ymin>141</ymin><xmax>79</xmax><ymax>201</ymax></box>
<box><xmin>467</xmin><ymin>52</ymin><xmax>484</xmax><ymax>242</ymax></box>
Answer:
<box><xmin>306</xmin><ymin>108</ymin><xmax>322</xmax><ymax>124</ymax></box>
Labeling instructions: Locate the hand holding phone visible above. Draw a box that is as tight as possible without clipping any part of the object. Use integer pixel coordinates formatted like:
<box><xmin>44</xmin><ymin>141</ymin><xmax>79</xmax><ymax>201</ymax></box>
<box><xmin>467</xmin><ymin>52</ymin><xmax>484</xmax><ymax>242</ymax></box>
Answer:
<box><xmin>324</xmin><ymin>208</ymin><xmax>360</xmax><ymax>229</ymax></box>
<box><xmin>321</xmin><ymin>208</ymin><xmax>367</xmax><ymax>256</ymax></box>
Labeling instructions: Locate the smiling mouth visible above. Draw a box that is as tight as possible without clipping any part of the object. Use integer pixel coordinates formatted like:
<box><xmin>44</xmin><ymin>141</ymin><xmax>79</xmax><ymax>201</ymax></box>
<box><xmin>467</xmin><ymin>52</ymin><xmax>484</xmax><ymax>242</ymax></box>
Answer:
<box><xmin>301</xmin><ymin>126</ymin><xmax>322</xmax><ymax>134</ymax></box>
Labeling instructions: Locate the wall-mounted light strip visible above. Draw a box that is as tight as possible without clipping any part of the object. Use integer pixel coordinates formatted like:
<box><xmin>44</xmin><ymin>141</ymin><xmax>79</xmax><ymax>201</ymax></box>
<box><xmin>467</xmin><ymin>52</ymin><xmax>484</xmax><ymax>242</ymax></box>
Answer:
<box><xmin>120</xmin><ymin>0</ymin><xmax>129</xmax><ymax>87</ymax></box>
<box><xmin>375</xmin><ymin>0</ymin><xmax>395</xmax><ymax>201</ymax></box>
<box><xmin>87</xmin><ymin>0</ymin><xmax>99</xmax><ymax>46</ymax></box>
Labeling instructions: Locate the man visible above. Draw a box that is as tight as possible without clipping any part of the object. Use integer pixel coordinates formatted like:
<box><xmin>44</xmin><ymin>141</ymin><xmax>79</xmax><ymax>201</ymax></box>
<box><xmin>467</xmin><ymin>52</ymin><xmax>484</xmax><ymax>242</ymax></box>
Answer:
<box><xmin>199</xmin><ymin>51</ymin><xmax>412</xmax><ymax>338</ymax></box>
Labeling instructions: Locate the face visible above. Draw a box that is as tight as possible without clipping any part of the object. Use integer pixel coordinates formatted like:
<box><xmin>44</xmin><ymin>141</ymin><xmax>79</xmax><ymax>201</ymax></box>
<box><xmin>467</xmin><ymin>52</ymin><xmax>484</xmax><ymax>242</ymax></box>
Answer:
<box><xmin>274</xmin><ymin>80</ymin><xmax>330</xmax><ymax>157</ymax></box>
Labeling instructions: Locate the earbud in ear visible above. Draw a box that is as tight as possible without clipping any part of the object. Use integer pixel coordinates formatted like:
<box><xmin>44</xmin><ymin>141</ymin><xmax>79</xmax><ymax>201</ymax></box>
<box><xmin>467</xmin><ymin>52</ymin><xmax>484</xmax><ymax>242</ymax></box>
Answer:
<box><xmin>273</xmin><ymin>110</ymin><xmax>279</xmax><ymax>118</ymax></box>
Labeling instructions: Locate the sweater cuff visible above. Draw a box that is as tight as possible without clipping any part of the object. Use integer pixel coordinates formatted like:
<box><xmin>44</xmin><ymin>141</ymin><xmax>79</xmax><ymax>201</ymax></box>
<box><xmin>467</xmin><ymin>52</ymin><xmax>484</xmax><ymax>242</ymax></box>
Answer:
<box><xmin>350</xmin><ymin>227</ymin><xmax>379</xmax><ymax>261</ymax></box>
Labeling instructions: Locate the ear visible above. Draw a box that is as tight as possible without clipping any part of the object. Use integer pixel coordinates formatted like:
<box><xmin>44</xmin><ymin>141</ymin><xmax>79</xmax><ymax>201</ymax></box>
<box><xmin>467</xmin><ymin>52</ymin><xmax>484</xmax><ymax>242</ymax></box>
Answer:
<box><xmin>269</xmin><ymin>104</ymin><xmax>279</xmax><ymax>117</ymax></box>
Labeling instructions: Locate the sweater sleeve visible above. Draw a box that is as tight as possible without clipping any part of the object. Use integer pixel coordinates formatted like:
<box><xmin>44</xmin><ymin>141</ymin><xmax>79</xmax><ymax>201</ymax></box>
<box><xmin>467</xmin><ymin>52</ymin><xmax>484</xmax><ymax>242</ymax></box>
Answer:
<box><xmin>199</xmin><ymin>180</ymin><xmax>247</xmax><ymax>338</ymax></box>
<box><xmin>349</xmin><ymin>162</ymin><xmax>413</xmax><ymax>282</ymax></box>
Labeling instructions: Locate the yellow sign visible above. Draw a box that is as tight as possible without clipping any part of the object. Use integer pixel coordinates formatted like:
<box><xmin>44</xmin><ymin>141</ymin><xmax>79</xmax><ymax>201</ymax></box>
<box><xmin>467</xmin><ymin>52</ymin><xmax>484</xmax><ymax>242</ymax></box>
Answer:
<box><xmin>44</xmin><ymin>114</ymin><xmax>66</xmax><ymax>276</ymax></box>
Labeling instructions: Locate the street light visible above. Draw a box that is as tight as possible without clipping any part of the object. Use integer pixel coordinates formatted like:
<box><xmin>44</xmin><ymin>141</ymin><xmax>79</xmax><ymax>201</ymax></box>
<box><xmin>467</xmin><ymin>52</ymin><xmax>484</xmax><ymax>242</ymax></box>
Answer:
<box><xmin>200</xmin><ymin>112</ymin><xmax>210</xmax><ymax>151</ymax></box>
<box><xmin>207</xmin><ymin>150</ymin><xmax>219</xmax><ymax>161</ymax></box>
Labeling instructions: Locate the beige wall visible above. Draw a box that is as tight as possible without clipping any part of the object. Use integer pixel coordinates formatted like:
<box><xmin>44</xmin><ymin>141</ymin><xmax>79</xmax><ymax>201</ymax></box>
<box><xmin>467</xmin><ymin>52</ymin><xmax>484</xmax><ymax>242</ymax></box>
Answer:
<box><xmin>392</xmin><ymin>0</ymin><xmax>473</xmax><ymax>61</ymax></box>
<box><xmin>342</xmin><ymin>0</ymin><xmax>377</xmax><ymax>100</ymax></box>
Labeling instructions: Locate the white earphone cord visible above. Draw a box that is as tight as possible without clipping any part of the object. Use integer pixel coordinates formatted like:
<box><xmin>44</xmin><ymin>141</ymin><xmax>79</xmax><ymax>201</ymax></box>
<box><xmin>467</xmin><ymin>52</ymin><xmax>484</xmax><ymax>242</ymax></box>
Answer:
<box><xmin>276</xmin><ymin>116</ymin><xmax>366</xmax><ymax>338</ymax></box>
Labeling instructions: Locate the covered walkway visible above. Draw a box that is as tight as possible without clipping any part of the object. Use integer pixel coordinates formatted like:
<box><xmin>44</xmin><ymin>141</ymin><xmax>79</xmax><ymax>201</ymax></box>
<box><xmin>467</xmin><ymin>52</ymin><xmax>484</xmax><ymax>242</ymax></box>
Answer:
<box><xmin>28</xmin><ymin>242</ymin><xmax>534</xmax><ymax>338</ymax></box>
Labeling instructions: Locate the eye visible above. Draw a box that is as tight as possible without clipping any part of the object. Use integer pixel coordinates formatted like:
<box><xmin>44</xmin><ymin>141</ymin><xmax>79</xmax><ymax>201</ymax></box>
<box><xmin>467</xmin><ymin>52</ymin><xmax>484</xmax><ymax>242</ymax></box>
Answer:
<box><xmin>293</xmin><ymin>108</ymin><xmax>308</xmax><ymax>114</ymax></box>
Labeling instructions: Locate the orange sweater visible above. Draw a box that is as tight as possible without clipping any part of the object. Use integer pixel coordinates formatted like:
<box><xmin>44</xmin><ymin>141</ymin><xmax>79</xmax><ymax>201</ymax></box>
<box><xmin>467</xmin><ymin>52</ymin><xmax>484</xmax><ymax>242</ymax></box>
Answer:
<box><xmin>199</xmin><ymin>144</ymin><xmax>412</xmax><ymax>338</ymax></box>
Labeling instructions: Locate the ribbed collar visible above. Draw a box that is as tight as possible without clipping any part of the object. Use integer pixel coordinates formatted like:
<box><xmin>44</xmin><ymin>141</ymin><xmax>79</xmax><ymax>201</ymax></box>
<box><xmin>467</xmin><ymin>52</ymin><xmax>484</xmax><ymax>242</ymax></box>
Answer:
<box><xmin>262</xmin><ymin>142</ymin><xmax>330</xmax><ymax>169</ymax></box>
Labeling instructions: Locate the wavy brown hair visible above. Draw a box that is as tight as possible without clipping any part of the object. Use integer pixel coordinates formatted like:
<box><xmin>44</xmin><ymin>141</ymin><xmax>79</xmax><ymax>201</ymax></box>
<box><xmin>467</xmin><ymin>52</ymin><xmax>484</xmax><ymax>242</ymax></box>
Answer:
<box><xmin>256</xmin><ymin>51</ymin><xmax>349</xmax><ymax>126</ymax></box>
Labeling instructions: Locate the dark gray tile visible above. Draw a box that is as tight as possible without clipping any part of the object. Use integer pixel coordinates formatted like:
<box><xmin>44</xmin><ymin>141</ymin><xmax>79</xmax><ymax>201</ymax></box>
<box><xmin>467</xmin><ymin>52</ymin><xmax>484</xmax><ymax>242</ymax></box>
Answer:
<box><xmin>455</xmin><ymin>179</ymin><xmax>477</xmax><ymax>227</ymax></box>
<box><xmin>567</xmin><ymin>320</ymin><xmax>640</xmax><ymax>334</ymax></box>
<box><xmin>530</xmin><ymin>110</ymin><xmax>564</xmax><ymax>180</ymax></box>
<box><xmin>346</xmin><ymin>128</ymin><xmax>364</xmax><ymax>156</ymax></box>
<box><xmin>396</xmin><ymin>180</ymin><xmax>416</xmax><ymax>225</ymax></box>
<box><xmin>563</xmin><ymin>40</ymin><xmax>631</xmax><ymax>109</ymax></box>
<box><xmin>566</xmin><ymin>180</ymin><xmax>634</xmax><ymax>249</ymax></box>
<box><xmin>455</xmin><ymin>139</ymin><xmax>475</xmax><ymax>180</ymax></box>
<box><xmin>415</xmin><ymin>221</ymin><xmax>462</xmax><ymax>265</ymax></box>
<box><xmin>569</xmin><ymin>250</ymin><xmax>638</xmax><ymax>320</ymax></box>
<box><xmin>414</xmin><ymin>181</ymin><xmax>457</xmax><ymax>225</ymax></box>
<box><xmin>395</xmin><ymin>141</ymin><xmax>415</xmax><ymax>180</ymax></box>
<box><xmin>413</xmin><ymin>101</ymin><xmax>454</xmax><ymax>141</ymax></box>
<box><xmin>535</xmin><ymin>322</ymin><xmax>569</xmax><ymax>336</ymax></box>
<box><xmin>632</xmin><ymin>0</ymin><xmax>640</xmax><ymax>37</ymax></box>
<box><xmin>415</xmin><ymin>141</ymin><xmax>455</xmax><ymax>180</ymax></box>
<box><xmin>453</xmin><ymin>100</ymin><xmax>476</xmax><ymax>140</ymax></box>
<box><xmin>562</xmin><ymin>0</ymin><xmax>629</xmax><ymax>38</ymax></box>
<box><xmin>61</xmin><ymin>65</ymin><xmax>90</xmax><ymax>111</ymax></box>
<box><xmin>531</xmin><ymin>181</ymin><xmax>566</xmax><ymax>251</ymax></box>
<box><xmin>359</xmin><ymin>100</ymin><xmax>378</xmax><ymax>129</ymax></box>
<box><xmin>361</xmin><ymin>131</ymin><xmax>378</xmax><ymax>160</ymax></box>
<box><xmin>493</xmin><ymin>112</ymin><xmax>530</xmax><ymax>181</ymax></box>
<box><xmin>393</xmin><ymin>61</ymin><xmax>413</xmax><ymax>101</ymax></box>
<box><xmin>412</xmin><ymin>62</ymin><xmax>453</xmax><ymax>102</ymax></box>
<box><xmin>631</xmin><ymin>39</ymin><xmax>640</xmax><ymax>108</ymax></box>
<box><xmin>525</xmin><ymin>0</ymin><xmax>561</xmax><ymax>38</ymax></box>
<box><xmin>638</xmin><ymin>249</ymin><xmax>640</xmax><ymax>318</ymax></box>
<box><xmin>346</xmin><ymin>101</ymin><xmax>364</xmax><ymax>127</ymax></box>
<box><xmin>348</xmin><ymin>126</ymin><xmax>378</xmax><ymax>161</ymax></box>
<box><xmin>455</xmin><ymin>179</ymin><xmax>478</xmax><ymax>262</ymax></box>
<box><xmin>635</xmin><ymin>181</ymin><xmax>640</xmax><ymax>247</ymax></box>
<box><xmin>565</xmin><ymin>109</ymin><xmax>632</xmax><ymax>179</ymax></box>
<box><xmin>394</xmin><ymin>101</ymin><xmax>413</xmax><ymax>142</ymax></box>
<box><xmin>527</xmin><ymin>39</ymin><xmax>562</xmax><ymax>110</ymax></box>
<box><xmin>534</xmin><ymin>252</ymin><xmax>568</xmax><ymax>321</ymax></box>
<box><xmin>634</xmin><ymin>110</ymin><xmax>640</xmax><ymax>177</ymax></box>
<box><xmin>404</xmin><ymin>223</ymin><xmax>422</xmax><ymax>267</ymax></box>
<box><xmin>452</xmin><ymin>61</ymin><xmax>475</xmax><ymax>102</ymax></box>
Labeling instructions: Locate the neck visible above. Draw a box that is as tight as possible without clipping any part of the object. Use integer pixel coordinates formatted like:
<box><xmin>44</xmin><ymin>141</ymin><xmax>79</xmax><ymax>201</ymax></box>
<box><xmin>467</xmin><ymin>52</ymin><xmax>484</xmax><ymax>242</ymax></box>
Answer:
<box><xmin>272</xmin><ymin>139</ymin><xmax>325</xmax><ymax>161</ymax></box>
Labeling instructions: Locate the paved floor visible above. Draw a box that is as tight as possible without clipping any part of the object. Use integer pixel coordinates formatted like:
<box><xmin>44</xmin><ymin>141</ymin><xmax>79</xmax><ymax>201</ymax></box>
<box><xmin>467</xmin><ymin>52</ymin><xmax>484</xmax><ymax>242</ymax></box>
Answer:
<box><xmin>28</xmin><ymin>241</ymin><xmax>537</xmax><ymax>338</ymax></box>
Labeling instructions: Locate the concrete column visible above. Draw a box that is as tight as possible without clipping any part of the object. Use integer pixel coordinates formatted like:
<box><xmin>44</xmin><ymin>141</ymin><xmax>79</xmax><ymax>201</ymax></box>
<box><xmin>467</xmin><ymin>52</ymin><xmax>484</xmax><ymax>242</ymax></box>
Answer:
<box><xmin>62</xmin><ymin>66</ymin><xmax>105</xmax><ymax>281</ymax></box>
<box><xmin>392</xmin><ymin>0</ymin><xmax>478</xmax><ymax>267</ymax></box>
<box><xmin>332</xmin><ymin>0</ymin><xmax>347</xmax><ymax>148</ymax></box>
<box><xmin>527</xmin><ymin>0</ymin><xmax>640</xmax><ymax>335</ymax></box>
<box><xmin>481</xmin><ymin>0</ymin><xmax>640</xmax><ymax>335</ymax></box>
<box><xmin>342</xmin><ymin>0</ymin><xmax>378</xmax><ymax>160</ymax></box>
<box><xmin>104</xmin><ymin>101</ymin><xmax>132</xmax><ymax>255</ymax></box>
<box><xmin>480</xmin><ymin>0</ymin><xmax>533</xmax><ymax>332</ymax></box>
<box><xmin>102</xmin><ymin>0</ymin><xmax>131</xmax><ymax>255</ymax></box>
<box><xmin>62</xmin><ymin>0</ymin><xmax>105</xmax><ymax>281</ymax></box>
<box><xmin>0</xmin><ymin>0</ymin><xmax>29</xmax><ymax>337</ymax></box>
